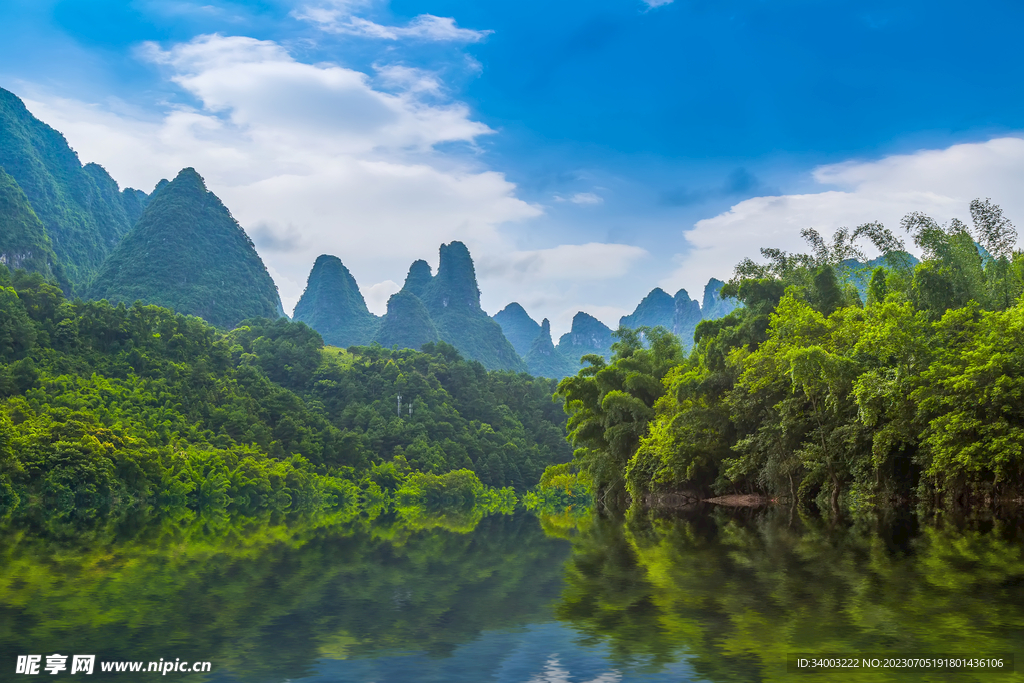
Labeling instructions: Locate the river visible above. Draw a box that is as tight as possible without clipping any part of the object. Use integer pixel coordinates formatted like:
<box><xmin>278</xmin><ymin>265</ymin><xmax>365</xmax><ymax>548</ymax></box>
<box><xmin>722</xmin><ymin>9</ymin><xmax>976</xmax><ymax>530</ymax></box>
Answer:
<box><xmin>2</xmin><ymin>504</ymin><xmax>1022</xmax><ymax>682</ymax></box>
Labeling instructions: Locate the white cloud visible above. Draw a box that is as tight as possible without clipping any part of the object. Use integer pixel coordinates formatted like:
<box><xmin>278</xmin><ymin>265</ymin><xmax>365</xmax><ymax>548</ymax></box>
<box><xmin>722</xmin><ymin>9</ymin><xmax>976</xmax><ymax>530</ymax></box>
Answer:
<box><xmin>569</xmin><ymin>192</ymin><xmax>603</xmax><ymax>205</ymax></box>
<box><xmin>662</xmin><ymin>136</ymin><xmax>1024</xmax><ymax>300</ymax></box>
<box><xmin>374</xmin><ymin>64</ymin><xmax>443</xmax><ymax>95</ymax></box>
<box><xmin>294</xmin><ymin>4</ymin><xmax>492</xmax><ymax>43</ymax></box>
<box><xmin>643</xmin><ymin>0</ymin><xmax>674</xmax><ymax>7</ymax></box>
<box><xmin>476</xmin><ymin>243</ymin><xmax>649</xmax><ymax>335</ymax></box>
<box><xmin>23</xmin><ymin>33</ymin><xmax>538</xmax><ymax>315</ymax></box>
<box><xmin>478</xmin><ymin>243</ymin><xmax>647</xmax><ymax>284</ymax></box>
<box><xmin>137</xmin><ymin>34</ymin><xmax>491</xmax><ymax>156</ymax></box>
<box><xmin>364</xmin><ymin>279</ymin><xmax>401</xmax><ymax>315</ymax></box>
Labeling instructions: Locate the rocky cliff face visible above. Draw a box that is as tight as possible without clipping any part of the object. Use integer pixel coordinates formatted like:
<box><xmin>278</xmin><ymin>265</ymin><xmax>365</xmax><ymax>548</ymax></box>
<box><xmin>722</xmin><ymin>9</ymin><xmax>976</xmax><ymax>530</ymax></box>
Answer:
<box><xmin>411</xmin><ymin>241</ymin><xmax>526</xmax><ymax>372</ymax></box>
<box><xmin>293</xmin><ymin>255</ymin><xmax>379</xmax><ymax>347</ymax></box>
<box><xmin>400</xmin><ymin>259</ymin><xmax>433</xmax><ymax>298</ymax></box>
<box><xmin>673</xmin><ymin>289</ymin><xmax>702</xmax><ymax>350</ymax></box>
<box><xmin>0</xmin><ymin>167</ymin><xmax>66</xmax><ymax>288</ymax></box>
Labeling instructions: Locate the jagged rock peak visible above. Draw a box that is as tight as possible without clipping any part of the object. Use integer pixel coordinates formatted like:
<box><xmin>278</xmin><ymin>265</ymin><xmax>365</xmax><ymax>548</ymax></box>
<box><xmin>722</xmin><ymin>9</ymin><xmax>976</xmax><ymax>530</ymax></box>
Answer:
<box><xmin>526</xmin><ymin>317</ymin><xmax>578</xmax><ymax>379</ymax></box>
<box><xmin>558</xmin><ymin>312</ymin><xmax>613</xmax><ymax>355</ymax></box>
<box><xmin>702</xmin><ymin>277</ymin><xmax>740</xmax><ymax>320</ymax></box>
<box><xmin>424</xmin><ymin>240</ymin><xmax>481</xmax><ymax>311</ymax></box>
<box><xmin>527</xmin><ymin>318</ymin><xmax>556</xmax><ymax>359</ymax></box>
<box><xmin>401</xmin><ymin>259</ymin><xmax>433</xmax><ymax>298</ymax></box>
<box><xmin>673</xmin><ymin>288</ymin><xmax>702</xmax><ymax>349</ymax></box>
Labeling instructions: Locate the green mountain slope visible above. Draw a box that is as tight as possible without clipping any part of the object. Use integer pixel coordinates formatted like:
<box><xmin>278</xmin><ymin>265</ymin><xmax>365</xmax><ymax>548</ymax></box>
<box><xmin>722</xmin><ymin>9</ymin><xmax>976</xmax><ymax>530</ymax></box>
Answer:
<box><xmin>557</xmin><ymin>312</ymin><xmax>614</xmax><ymax>363</ymax></box>
<box><xmin>0</xmin><ymin>268</ymin><xmax>571</xmax><ymax>514</ymax></box>
<box><xmin>374</xmin><ymin>291</ymin><xmax>439</xmax><ymax>350</ymax></box>
<box><xmin>0</xmin><ymin>167</ymin><xmax>66</xmax><ymax>288</ymax></box>
<box><xmin>417</xmin><ymin>242</ymin><xmax>526</xmax><ymax>373</ymax></box>
<box><xmin>88</xmin><ymin>167</ymin><xmax>282</xmax><ymax>328</ymax></box>
<box><xmin>400</xmin><ymin>259</ymin><xmax>433</xmax><ymax>298</ymax></box>
<box><xmin>492</xmin><ymin>302</ymin><xmax>542</xmax><ymax>358</ymax></box>
<box><xmin>0</xmin><ymin>87</ymin><xmax>144</xmax><ymax>288</ymax></box>
<box><xmin>525</xmin><ymin>318</ymin><xmax>578</xmax><ymax>379</ymax></box>
<box><xmin>620</xmin><ymin>287</ymin><xmax>675</xmax><ymax>330</ymax></box>
<box><xmin>293</xmin><ymin>254</ymin><xmax>379</xmax><ymax>347</ymax></box>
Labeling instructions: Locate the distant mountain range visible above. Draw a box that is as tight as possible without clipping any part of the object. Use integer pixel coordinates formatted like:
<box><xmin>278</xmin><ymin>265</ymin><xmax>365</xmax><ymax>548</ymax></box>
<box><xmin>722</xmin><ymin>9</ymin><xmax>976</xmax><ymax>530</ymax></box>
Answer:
<box><xmin>290</xmin><ymin>244</ymin><xmax>741</xmax><ymax>377</ymax></box>
<box><xmin>0</xmin><ymin>85</ymin><xmax>744</xmax><ymax>378</ymax></box>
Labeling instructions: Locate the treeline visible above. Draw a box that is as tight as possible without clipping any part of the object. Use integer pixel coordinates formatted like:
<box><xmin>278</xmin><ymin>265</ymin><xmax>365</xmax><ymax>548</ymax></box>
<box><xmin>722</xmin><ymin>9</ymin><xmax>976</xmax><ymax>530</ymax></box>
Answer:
<box><xmin>0</xmin><ymin>265</ymin><xmax>570</xmax><ymax>518</ymax></box>
<box><xmin>558</xmin><ymin>200</ymin><xmax>1024</xmax><ymax>510</ymax></box>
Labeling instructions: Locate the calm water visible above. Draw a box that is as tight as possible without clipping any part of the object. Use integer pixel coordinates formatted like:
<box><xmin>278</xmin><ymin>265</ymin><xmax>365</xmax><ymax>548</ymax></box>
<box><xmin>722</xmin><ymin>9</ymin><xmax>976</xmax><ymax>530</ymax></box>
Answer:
<box><xmin>2</xmin><ymin>505</ymin><xmax>1023</xmax><ymax>682</ymax></box>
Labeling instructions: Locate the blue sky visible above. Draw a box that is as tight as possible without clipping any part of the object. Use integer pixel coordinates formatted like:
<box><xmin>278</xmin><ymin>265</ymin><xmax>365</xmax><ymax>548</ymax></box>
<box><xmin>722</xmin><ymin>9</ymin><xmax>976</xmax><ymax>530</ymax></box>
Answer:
<box><xmin>2</xmin><ymin>0</ymin><xmax>1023</xmax><ymax>333</ymax></box>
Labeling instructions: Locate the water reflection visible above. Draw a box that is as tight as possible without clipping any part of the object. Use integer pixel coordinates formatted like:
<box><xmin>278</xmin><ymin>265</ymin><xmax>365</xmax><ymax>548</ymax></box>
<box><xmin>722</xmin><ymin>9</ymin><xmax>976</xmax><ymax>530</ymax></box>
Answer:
<box><xmin>556</xmin><ymin>505</ymin><xmax>1024</xmax><ymax>682</ymax></box>
<box><xmin>2</xmin><ymin>504</ymin><xmax>1023</xmax><ymax>682</ymax></box>
<box><xmin>0</xmin><ymin>509</ymin><xmax>571</xmax><ymax>682</ymax></box>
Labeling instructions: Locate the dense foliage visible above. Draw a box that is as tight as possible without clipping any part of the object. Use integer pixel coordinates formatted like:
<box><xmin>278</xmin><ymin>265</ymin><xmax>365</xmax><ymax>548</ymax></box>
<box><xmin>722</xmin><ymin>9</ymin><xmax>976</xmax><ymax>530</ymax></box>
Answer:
<box><xmin>0</xmin><ymin>87</ymin><xmax>142</xmax><ymax>289</ymax></box>
<box><xmin>87</xmin><ymin>168</ymin><xmax>283</xmax><ymax>329</ymax></box>
<box><xmin>559</xmin><ymin>201</ymin><xmax>1024</xmax><ymax>509</ymax></box>
<box><xmin>0</xmin><ymin>264</ymin><xmax>569</xmax><ymax>520</ymax></box>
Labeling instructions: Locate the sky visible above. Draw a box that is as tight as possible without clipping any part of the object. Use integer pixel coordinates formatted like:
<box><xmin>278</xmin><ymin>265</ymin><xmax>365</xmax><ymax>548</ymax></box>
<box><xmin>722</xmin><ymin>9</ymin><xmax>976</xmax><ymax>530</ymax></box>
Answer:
<box><xmin>2</xmin><ymin>0</ymin><xmax>1024</xmax><ymax>336</ymax></box>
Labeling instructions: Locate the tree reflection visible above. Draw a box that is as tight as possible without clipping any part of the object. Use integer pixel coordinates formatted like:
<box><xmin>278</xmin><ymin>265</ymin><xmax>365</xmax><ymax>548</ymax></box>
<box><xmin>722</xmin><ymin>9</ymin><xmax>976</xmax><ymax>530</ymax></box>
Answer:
<box><xmin>0</xmin><ymin>509</ymin><xmax>570</xmax><ymax>682</ymax></box>
<box><xmin>555</xmin><ymin>506</ymin><xmax>1024</xmax><ymax>682</ymax></box>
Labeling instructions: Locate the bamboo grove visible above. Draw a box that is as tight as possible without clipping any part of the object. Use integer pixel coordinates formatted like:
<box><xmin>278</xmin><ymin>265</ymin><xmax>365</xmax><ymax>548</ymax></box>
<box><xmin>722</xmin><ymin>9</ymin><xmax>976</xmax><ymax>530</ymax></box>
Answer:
<box><xmin>556</xmin><ymin>200</ymin><xmax>1024</xmax><ymax>510</ymax></box>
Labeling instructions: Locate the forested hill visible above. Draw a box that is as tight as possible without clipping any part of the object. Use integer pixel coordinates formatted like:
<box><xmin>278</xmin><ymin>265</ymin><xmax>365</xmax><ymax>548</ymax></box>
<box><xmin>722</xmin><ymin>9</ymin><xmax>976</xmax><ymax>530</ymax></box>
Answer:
<box><xmin>88</xmin><ymin>168</ymin><xmax>283</xmax><ymax>329</ymax></box>
<box><xmin>292</xmin><ymin>254</ymin><xmax>379</xmax><ymax>347</ymax></box>
<box><xmin>0</xmin><ymin>263</ymin><xmax>570</xmax><ymax>517</ymax></box>
<box><xmin>0</xmin><ymin>167</ymin><xmax>66</xmax><ymax>289</ymax></box>
<box><xmin>0</xmin><ymin>87</ymin><xmax>147</xmax><ymax>289</ymax></box>
<box><xmin>557</xmin><ymin>204</ymin><xmax>1024</xmax><ymax>511</ymax></box>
